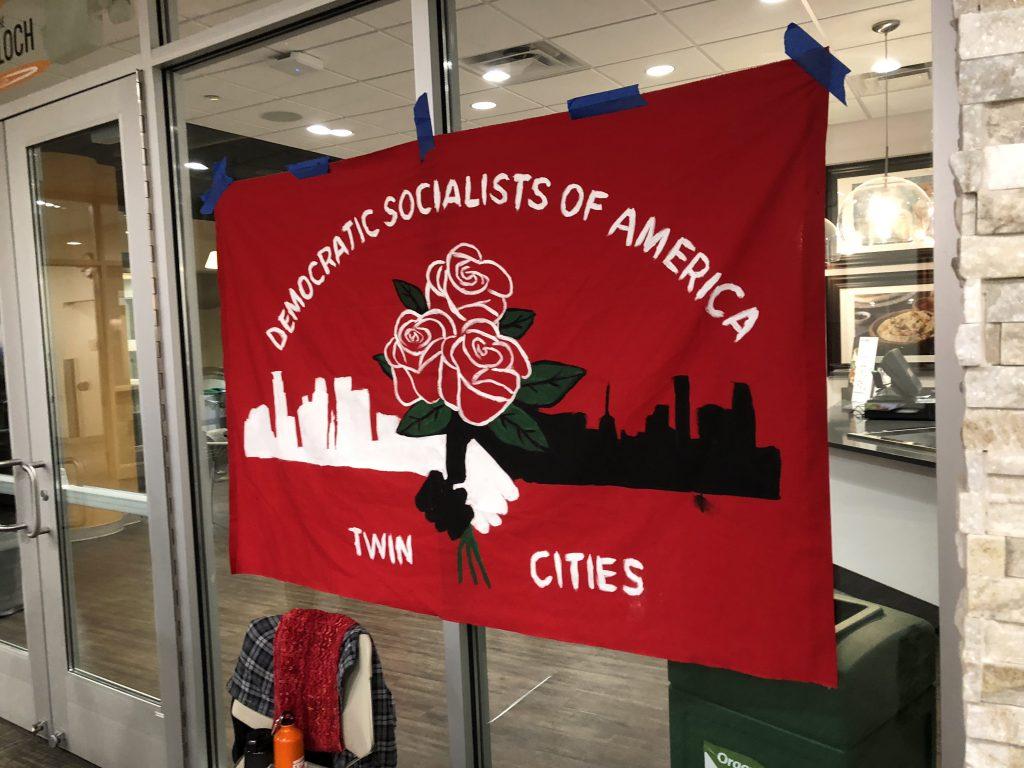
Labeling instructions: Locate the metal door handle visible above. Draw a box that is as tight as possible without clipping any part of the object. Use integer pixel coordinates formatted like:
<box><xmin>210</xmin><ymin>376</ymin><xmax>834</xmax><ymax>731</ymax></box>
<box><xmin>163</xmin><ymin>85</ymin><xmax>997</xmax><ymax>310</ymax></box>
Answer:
<box><xmin>0</xmin><ymin>459</ymin><xmax>49</xmax><ymax>538</ymax></box>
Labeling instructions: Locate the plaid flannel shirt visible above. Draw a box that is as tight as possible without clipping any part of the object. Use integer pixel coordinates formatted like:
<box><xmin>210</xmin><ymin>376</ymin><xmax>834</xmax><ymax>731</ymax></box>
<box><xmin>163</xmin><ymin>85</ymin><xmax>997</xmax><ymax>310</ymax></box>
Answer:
<box><xmin>228</xmin><ymin>615</ymin><xmax>398</xmax><ymax>768</ymax></box>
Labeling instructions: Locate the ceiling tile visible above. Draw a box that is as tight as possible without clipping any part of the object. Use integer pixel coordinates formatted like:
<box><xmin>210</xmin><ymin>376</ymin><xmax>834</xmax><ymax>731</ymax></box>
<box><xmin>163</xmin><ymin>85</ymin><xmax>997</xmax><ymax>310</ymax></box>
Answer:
<box><xmin>506</xmin><ymin>69</ymin><xmax>619</xmax><ymax>106</ymax></box>
<box><xmin>553</xmin><ymin>15</ymin><xmax>693</xmax><ymax>67</ymax></box>
<box><xmin>261</xmin><ymin>115</ymin><xmax>393</xmax><ymax>144</ymax></box>
<box><xmin>58</xmin><ymin>46</ymin><xmax>133</xmax><ymax>77</ymax></box>
<box><xmin>182</xmin><ymin>45</ymin><xmax>270</xmax><ymax>76</ymax></box>
<box><xmin>213</xmin><ymin>98</ymin><xmax>338</xmax><ymax>132</ymax></box>
<box><xmin>469</xmin><ymin>106</ymin><xmax>555</xmax><ymax>128</ymax></box>
<box><xmin>192</xmin><ymin>0</ymin><xmax>279</xmax><ymax>27</ymax></box>
<box><xmin>860</xmin><ymin>85</ymin><xmax>933</xmax><ymax>119</ymax></box>
<box><xmin>597</xmin><ymin>46</ymin><xmax>721</xmax><ymax>87</ymax></box>
<box><xmin>387</xmin><ymin>23</ymin><xmax>413</xmax><ymax>43</ymax></box>
<box><xmin>312</xmin><ymin>32</ymin><xmax>414</xmax><ymax>80</ymax></box>
<box><xmin>357</xmin><ymin>104</ymin><xmax>420</xmax><ymax>133</ymax></box>
<box><xmin>462</xmin><ymin>89</ymin><xmax>544</xmax><ymax>116</ymax></box>
<box><xmin>326</xmin><ymin>132</ymin><xmax>415</xmax><ymax>159</ymax></box>
<box><xmin>701</xmin><ymin>23</ymin><xmax>814</xmax><ymax>71</ymax></box>
<box><xmin>177</xmin><ymin>0</ymin><xmax>254</xmax><ymax>20</ymax></box>
<box><xmin>455</xmin><ymin>4</ymin><xmax>538</xmax><ymax>57</ymax></box>
<box><xmin>190</xmin><ymin>113</ymin><xmax>267</xmax><ymax>139</ymax></box>
<box><xmin>353</xmin><ymin>1</ymin><xmax>411</xmax><ymax>30</ymax></box>
<box><xmin>492</xmin><ymin>0</ymin><xmax>653</xmax><ymax>38</ymax></box>
<box><xmin>214</xmin><ymin>59</ymin><xmax>353</xmax><ymax>98</ymax></box>
<box><xmin>816</xmin><ymin>0</ymin><xmax>930</xmax><ymax>50</ymax></box>
<box><xmin>251</xmin><ymin>125</ymin><xmax>352</xmax><ymax>153</ymax></box>
<box><xmin>646</xmin><ymin>0</ymin><xmax>709</xmax><ymax>8</ymax></box>
<box><xmin>366</xmin><ymin>70</ymin><xmax>416</xmax><ymax>99</ymax></box>
<box><xmin>289</xmin><ymin>82</ymin><xmax>409</xmax><ymax>116</ymax></box>
<box><xmin>267</xmin><ymin>17</ymin><xmax>374</xmax><ymax>53</ymax></box>
<box><xmin>812</xmin><ymin>0</ymin><xmax>927</xmax><ymax>20</ymax></box>
<box><xmin>178</xmin><ymin>74</ymin><xmax>268</xmax><ymax>119</ymax></box>
<box><xmin>640</xmin><ymin>75</ymin><xmax>715</xmax><ymax>94</ymax></box>
<box><xmin>458</xmin><ymin>67</ymin><xmax>494</xmax><ymax>95</ymax></box>
<box><xmin>666</xmin><ymin>0</ymin><xmax>810</xmax><ymax>45</ymax></box>
<box><xmin>828</xmin><ymin>98</ymin><xmax>867</xmax><ymax>124</ymax></box>
<box><xmin>833</xmin><ymin>33</ymin><xmax>932</xmax><ymax>75</ymax></box>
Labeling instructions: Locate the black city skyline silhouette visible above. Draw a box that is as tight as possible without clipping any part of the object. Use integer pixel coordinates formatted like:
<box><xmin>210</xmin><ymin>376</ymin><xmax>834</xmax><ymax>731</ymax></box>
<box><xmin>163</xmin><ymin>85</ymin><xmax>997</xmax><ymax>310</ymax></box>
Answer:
<box><xmin>475</xmin><ymin>375</ymin><xmax>782</xmax><ymax>500</ymax></box>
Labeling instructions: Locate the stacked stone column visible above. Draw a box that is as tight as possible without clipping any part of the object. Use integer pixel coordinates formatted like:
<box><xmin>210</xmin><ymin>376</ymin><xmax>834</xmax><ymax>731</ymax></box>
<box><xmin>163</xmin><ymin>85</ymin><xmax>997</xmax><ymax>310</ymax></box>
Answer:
<box><xmin>953</xmin><ymin>2</ymin><xmax>1024</xmax><ymax>765</ymax></box>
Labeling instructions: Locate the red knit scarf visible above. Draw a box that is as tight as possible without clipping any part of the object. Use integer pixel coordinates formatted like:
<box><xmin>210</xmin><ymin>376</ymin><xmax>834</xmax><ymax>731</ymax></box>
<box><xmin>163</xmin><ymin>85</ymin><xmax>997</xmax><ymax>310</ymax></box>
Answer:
<box><xmin>274</xmin><ymin>609</ymin><xmax>357</xmax><ymax>753</ymax></box>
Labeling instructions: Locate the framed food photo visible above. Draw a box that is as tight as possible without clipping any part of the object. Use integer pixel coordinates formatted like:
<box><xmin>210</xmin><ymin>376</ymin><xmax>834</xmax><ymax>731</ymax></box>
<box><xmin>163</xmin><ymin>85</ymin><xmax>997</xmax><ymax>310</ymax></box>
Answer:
<box><xmin>826</xmin><ymin>153</ymin><xmax>934</xmax><ymax>268</ymax></box>
<box><xmin>826</xmin><ymin>267</ymin><xmax>935</xmax><ymax>370</ymax></box>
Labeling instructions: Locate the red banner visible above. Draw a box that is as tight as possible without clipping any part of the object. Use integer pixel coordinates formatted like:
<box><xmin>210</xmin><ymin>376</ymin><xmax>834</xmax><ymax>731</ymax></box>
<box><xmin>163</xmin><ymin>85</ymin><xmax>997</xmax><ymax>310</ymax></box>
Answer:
<box><xmin>216</xmin><ymin>60</ymin><xmax>836</xmax><ymax>686</ymax></box>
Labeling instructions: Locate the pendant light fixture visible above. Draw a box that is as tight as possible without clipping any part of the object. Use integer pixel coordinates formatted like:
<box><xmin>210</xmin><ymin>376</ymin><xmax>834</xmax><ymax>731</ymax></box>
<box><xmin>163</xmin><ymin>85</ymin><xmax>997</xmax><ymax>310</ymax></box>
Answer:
<box><xmin>837</xmin><ymin>20</ymin><xmax>934</xmax><ymax>255</ymax></box>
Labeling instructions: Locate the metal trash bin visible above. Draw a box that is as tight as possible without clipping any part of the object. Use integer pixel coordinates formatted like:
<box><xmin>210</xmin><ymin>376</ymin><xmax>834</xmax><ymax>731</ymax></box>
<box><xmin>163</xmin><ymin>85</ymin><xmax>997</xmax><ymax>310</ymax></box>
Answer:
<box><xmin>669</xmin><ymin>594</ymin><xmax>936</xmax><ymax>768</ymax></box>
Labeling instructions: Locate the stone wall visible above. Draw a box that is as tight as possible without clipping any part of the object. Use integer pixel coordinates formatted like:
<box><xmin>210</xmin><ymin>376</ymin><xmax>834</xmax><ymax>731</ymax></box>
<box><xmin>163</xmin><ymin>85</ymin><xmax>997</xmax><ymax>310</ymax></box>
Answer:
<box><xmin>953</xmin><ymin>2</ymin><xmax>1024</xmax><ymax>765</ymax></box>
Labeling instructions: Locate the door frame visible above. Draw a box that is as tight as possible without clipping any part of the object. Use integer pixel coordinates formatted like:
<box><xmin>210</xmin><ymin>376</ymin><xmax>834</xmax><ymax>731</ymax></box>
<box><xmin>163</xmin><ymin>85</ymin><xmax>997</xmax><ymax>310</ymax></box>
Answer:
<box><xmin>0</xmin><ymin>74</ymin><xmax>185</xmax><ymax>768</ymax></box>
<box><xmin>0</xmin><ymin>119</ymin><xmax>49</xmax><ymax>734</ymax></box>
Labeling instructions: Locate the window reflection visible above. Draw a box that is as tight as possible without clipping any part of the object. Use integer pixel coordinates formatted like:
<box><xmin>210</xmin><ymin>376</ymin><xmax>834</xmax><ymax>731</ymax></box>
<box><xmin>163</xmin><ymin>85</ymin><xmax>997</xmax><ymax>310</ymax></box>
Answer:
<box><xmin>176</xmin><ymin>3</ymin><xmax>450</xmax><ymax>765</ymax></box>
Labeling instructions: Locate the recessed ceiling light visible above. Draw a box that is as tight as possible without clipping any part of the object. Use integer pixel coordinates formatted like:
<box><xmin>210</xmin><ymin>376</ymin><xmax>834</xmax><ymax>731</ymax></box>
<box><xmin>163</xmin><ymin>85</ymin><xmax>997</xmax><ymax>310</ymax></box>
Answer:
<box><xmin>205</xmin><ymin>250</ymin><xmax>218</xmax><ymax>271</ymax></box>
<box><xmin>646</xmin><ymin>64</ymin><xmax>675</xmax><ymax>78</ymax></box>
<box><xmin>204</xmin><ymin>94</ymin><xmax>220</xmax><ymax>102</ymax></box>
<box><xmin>330</xmin><ymin>128</ymin><xmax>353</xmax><ymax>138</ymax></box>
<box><xmin>760</xmin><ymin>0</ymin><xmax>786</xmax><ymax>4</ymax></box>
<box><xmin>871</xmin><ymin>56</ymin><xmax>901</xmax><ymax>74</ymax></box>
<box><xmin>483</xmin><ymin>69</ymin><xmax>510</xmax><ymax>83</ymax></box>
<box><xmin>471</xmin><ymin>101</ymin><xmax>496</xmax><ymax>111</ymax></box>
<box><xmin>306</xmin><ymin>124</ymin><xmax>332</xmax><ymax>135</ymax></box>
<box><xmin>184</xmin><ymin>161</ymin><xmax>208</xmax><ymax>171</ymax></box>
<box><xmin>66</xmin><ymin>241</ymin><xmax>82</xmax><ymax>246</ymax></box>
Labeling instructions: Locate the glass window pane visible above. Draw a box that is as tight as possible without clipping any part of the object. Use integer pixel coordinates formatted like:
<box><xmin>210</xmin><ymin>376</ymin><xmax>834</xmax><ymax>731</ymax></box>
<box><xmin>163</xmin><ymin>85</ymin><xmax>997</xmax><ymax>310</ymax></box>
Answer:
<box><xmin>0</xmin><ymin>1</ymin><xmax>139</xmax><ymax>104</ymax></box>
<box><xmin>0</xmin><ymin>312</ymin><xmax>25</xmax><ymax>649</ymax></box>
<box><xmin>29</xmin><ymin>124</ymin><xmax>159</xmax><ymax>698</ymax></box>
<box><xmin>165</xmin><ymin>0</ymin><xmax>410</xmax><ymax>45</ymax></box>
<box><xmin>174</xmin><ymin>4</ymin><xmax>448</xmax><ymax>765</ymax></box>
<box><xmin>488</xmin><ymin>629</ymin><xmax>669</xmax><ymax>766</ymax></box>
<box><xmin>451</xmin><ymin>5</ymin><xmax>683</xmax><ymax>765</ymax></box>
<box><xmin>450</xmin><ymin>4</ymin><xmax>936</xmax><ymax>768</ymax></box>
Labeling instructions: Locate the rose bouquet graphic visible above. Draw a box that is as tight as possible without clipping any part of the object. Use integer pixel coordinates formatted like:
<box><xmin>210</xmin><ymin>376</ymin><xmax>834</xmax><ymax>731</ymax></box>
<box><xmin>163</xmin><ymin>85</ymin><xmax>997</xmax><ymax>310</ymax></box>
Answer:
<box><xmin>374</xmin><ymin>242</ymin><xmax>586</xmax><ymax>587</ymax></box>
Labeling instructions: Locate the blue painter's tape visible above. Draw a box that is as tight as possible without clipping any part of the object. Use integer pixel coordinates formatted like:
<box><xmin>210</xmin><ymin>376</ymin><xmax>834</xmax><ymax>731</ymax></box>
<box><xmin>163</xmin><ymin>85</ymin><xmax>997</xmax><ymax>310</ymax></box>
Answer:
<box><xmin>414</xmin><ymin>93</ymin><xmax>435</xmax><ymax>161</ymax></box>
<box><xmin>199</xmin><ymin>157</ymin><xmax>233</xmax><ymax>216</ymax></box>
<box><xmin>784</xmin><ymin>23</ymin><xmax>851</xmax><ymax>105</ymax></box>
<box><xmin>288</xmin><ymin>156</ymin><xmax>330</xmax><ymax>179</ymax></box>
<box><xmin>567</xmin><ymin>84</ymin><xmax>646</xmax><ymax>120</ymax></box>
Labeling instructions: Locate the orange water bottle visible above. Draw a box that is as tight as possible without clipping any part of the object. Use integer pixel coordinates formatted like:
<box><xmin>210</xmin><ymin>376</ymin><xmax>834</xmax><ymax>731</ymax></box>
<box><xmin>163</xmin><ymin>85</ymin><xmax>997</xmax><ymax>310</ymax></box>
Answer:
<box><xmin>273</xmin><ymin>712</ymin><xmax>305</xmax><ymax>768</ymax></box>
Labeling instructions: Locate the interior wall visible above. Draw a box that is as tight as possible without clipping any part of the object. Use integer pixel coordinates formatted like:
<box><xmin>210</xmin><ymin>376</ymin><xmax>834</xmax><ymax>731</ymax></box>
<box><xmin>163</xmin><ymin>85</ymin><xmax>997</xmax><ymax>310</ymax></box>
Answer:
<box><xmin>826</xmin><ymin>109</ymin><xmax>933</xmax><ymax>165</ymax></box>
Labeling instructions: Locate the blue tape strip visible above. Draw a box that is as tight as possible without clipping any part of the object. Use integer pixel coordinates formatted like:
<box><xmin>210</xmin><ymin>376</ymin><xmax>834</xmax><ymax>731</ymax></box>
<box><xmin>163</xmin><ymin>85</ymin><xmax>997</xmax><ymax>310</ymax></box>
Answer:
<box><xmin>199</xmin><ymin>157</ymin><xmax>233</xmax><ymax>215</ymax></box>
<box><xmin>414</xmin><ymin>93</ymin><xmax>435</xmax><ymax>161</ymax></box>
<box><xmin>567</xmin><ymin>84</ymin><xmax>647</xmax><ymax>120</ymax></box>
<box><xmin>288</xmin><ymin>156</ymin><xmax>330</xmax><ymax>179</ymax></box>
<box><xmin>784</xmin><ymin>23</ymin><xmax>850</xmax><ymax>105</ymax></box>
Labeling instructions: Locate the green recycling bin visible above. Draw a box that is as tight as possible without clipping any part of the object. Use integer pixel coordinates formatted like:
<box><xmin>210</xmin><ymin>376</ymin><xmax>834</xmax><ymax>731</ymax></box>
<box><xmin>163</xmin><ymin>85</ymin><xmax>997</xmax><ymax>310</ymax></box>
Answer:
<box><xmin>669</xmin><ymin>594</ymin><xmax>936</xmax><ymax>768</ymax></box>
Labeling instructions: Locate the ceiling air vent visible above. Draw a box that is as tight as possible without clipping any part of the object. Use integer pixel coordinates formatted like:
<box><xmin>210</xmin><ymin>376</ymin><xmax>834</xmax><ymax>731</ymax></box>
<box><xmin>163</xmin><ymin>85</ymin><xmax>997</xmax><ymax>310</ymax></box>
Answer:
<box><xmin>462</xmin><ymin>41</ymin><xmax>586</xmax><ymax>84</ymax></box>
<box><xmin>848</xmin><ymin>62</ymin><xmax>932</xmax><ymax>98</ymax></box>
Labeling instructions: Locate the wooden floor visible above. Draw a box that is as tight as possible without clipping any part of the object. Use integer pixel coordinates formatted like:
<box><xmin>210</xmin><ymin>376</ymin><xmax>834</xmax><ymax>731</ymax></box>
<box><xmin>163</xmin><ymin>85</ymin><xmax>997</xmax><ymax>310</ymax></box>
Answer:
<box><xmin>0</xmin><ymin>477</ymin><xmax>672</xmax><ymax>767</ymax></box>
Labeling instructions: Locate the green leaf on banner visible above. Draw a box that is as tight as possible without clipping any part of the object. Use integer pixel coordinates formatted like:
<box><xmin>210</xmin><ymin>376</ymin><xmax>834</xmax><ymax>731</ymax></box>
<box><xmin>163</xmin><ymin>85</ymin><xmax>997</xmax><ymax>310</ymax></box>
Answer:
<box><xmin>397</xmin><ymin>400</ymin><xmax>452</xmax><ymax>437</ymax></box>
<box><xmin>516</xmin><ymin>361</ymin><xmax>586</xmax><ymax>408</ymax></box>
<box><xmin>393</xmin><ymin>279</ymin><xmax>427</xmax><ymax>313</ymax></box>
<box><xmin>373</xmin><ymin>353</ymin><xmax>393</xmax><ymax>379</ymax></box>
<box><xmin>499</xmin><ymin>308</ymin><xmax>535</xmax><ymax>339</ymax></box>
<box><xmin>489</xmin><ymin>404</ymin><xmax>548</xmax><ymax>451</ymax></box>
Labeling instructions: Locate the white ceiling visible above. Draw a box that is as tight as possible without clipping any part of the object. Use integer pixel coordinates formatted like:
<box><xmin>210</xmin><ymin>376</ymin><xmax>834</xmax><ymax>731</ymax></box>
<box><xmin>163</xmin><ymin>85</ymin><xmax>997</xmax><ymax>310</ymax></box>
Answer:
<box><xmin>173</xmin><ymin>0</ymin><xmax>932</xmax><ymax>160</ymax></box>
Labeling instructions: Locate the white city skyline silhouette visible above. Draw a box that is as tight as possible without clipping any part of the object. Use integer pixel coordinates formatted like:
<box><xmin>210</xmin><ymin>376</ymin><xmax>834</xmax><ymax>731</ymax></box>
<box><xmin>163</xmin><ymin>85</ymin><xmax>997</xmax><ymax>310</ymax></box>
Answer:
<box><xmin>243</xmin><ymin>371</ymin><xmax>517</xmax><ymax>534</ymax></box>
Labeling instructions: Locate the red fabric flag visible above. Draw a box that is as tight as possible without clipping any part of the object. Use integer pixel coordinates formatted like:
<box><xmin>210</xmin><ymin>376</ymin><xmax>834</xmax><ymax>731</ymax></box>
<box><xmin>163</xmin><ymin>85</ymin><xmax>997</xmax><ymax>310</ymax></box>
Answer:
<box><xmin>216</xmin><ymin>60</ymin><xmax>836</xmax><ymax>686</ymax></box>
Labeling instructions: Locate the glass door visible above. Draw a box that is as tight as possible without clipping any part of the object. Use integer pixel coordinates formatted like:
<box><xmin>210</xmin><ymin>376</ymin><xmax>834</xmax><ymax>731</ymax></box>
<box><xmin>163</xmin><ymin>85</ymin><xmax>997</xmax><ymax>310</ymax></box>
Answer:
<box><xmin>0</xmin><ymin>76</ymin><xmax>178</xmax><ymax>768</ymax></box>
